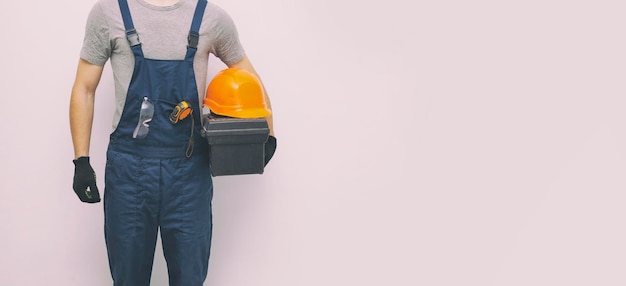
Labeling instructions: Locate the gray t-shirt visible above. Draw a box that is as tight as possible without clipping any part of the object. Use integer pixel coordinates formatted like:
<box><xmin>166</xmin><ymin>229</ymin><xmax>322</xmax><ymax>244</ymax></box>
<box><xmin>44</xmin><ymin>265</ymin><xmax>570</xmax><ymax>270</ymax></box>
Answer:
<box><xmin>80</xmin><ymin>0</ymin><xmax>245</xmax><ymax>129</ymax></box>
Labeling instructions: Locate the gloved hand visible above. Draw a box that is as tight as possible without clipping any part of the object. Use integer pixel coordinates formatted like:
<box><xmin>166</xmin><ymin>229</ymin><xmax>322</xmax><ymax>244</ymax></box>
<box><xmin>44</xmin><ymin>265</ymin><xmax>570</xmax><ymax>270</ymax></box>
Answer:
<box><xmin>72</xmin><ymin>156</ymin><xmax>101</xmax><ymax>203</ymax></box>
<box><xmin>265</xmin><ymin>135</ymin><xmax>277</xmax><ymax>166</ymax></box>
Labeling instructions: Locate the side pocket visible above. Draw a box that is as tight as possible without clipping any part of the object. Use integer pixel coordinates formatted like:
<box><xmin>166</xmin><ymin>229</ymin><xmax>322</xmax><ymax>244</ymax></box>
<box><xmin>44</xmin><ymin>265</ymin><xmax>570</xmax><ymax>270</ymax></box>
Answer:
<box><xmin>104</xmin><ymin>150</ymin><xmax>140</xmax><ymax>239</ymax></box>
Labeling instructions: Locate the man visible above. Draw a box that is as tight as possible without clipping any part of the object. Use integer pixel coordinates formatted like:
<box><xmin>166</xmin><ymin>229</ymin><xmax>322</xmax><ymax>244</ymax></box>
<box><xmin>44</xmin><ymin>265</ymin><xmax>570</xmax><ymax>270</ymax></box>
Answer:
<box><xmin>69</xmin><ymin>0</ymin><xmax>275</xmax><ymax>285</ymax></box>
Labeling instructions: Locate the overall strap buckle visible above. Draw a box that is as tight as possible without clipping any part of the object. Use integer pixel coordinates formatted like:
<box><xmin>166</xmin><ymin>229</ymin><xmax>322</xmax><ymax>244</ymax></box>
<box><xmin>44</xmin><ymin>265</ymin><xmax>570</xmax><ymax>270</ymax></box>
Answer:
<box><xmin>126</xmin><ymin>29</ymin><xmax>141</xmax><ymax>47</ymax></box>
<box><xmin>188</xmin><ymin>31</ymin><xmax>199</xmax><ymax>49</ymax></box>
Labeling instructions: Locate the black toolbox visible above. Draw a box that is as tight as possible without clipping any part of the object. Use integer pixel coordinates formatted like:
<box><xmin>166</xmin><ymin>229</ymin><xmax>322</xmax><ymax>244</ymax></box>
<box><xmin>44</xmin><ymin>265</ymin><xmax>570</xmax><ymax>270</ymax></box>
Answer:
<box><xmin>201</xmin><ymin>113</ymin><xmax>269</xmax><ymax>176</ymax></box>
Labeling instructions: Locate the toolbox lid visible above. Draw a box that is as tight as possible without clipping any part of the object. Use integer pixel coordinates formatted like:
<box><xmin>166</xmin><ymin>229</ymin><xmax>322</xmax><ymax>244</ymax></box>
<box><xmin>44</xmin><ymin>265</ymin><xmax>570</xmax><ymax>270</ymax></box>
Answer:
<box><xmin>202</xmin><ymin>113</ymin><xmax>269</xmax><ymax>145</ymax></box>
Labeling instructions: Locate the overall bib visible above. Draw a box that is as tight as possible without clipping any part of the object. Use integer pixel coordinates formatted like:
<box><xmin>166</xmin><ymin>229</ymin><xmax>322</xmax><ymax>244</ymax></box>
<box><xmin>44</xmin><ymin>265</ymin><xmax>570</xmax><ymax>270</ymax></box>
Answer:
<box><xmin>104</xmin><ymin>1</ymin><xmax>213</xmax><ymax>285</ymax></box>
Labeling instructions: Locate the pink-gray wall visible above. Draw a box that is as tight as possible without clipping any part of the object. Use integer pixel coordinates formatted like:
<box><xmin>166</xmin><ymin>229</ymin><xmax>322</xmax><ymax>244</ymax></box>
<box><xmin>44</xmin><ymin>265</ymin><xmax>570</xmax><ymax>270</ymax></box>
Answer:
<box><xmin>1</xmin><ymin>0</ymin><xmax>626</xmax><ymax>285</ymax></box>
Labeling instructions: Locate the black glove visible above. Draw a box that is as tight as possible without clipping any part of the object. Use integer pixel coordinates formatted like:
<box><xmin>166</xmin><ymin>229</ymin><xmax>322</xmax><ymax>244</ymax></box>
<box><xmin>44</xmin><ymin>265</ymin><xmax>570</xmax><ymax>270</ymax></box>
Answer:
<box><xmin>72</xmin><ymin>156</ymin><xmax>101</xmax><ymax>203</ymax></box>
<box><xmin>265</xmin><ymin>135</ymin><xmax>277</xmax><ymax>166</ymax></box>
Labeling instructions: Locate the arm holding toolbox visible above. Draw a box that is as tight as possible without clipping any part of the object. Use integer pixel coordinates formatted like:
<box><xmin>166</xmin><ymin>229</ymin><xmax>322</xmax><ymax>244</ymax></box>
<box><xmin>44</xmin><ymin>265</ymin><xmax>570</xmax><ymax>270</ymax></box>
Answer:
<box><xmin>69</xmin><ymin>58</ymin><xmax>105</xmax><ymax>203</ymax></box>
<box><xmin>227</xmin><ymin>54</ymin><xmax>277</xmax><ymax>165</ymax></box>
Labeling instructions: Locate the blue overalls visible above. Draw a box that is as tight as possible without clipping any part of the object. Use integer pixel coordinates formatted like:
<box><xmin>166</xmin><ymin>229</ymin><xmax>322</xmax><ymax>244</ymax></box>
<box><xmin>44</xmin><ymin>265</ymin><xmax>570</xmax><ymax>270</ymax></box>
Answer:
<box><xmin>104</xmin><ymin>1</ymin><xmax>213</xmax><ymax>285</ymax></box>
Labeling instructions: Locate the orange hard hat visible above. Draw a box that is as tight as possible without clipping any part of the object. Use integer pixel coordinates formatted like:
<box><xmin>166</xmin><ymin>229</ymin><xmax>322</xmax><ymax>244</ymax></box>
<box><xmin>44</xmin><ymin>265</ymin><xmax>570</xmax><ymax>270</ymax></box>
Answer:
<box><xmin>204</xmin><ymin>68</ymin><xmax>271</xmax><ymax>118</ymax></box>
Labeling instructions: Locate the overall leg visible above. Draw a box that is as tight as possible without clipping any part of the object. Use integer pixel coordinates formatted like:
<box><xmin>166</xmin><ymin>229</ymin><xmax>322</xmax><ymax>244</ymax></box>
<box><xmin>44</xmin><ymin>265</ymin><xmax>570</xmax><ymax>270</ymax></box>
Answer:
<box><xmin>159</xmin><ymin>154</ymin><xmax>213</xmax><ymax>286</ymax></box>
<box><xmin>104</xmin><ymin>150</ymin><xmax>160</xmax><ymax>286</ymax></box>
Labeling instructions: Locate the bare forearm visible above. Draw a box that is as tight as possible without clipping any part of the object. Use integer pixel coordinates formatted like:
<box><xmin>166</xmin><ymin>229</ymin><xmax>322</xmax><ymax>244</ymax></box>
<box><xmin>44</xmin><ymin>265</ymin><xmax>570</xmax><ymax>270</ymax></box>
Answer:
<box><xmin>70</xmin><ymin>85</ymin><xmax>96</xmax><ymax>159</ymax></box>
<box><xmin>70</xmin><ymin>59</ymin><xmax>104</xmax><ymax>159</ymax></box>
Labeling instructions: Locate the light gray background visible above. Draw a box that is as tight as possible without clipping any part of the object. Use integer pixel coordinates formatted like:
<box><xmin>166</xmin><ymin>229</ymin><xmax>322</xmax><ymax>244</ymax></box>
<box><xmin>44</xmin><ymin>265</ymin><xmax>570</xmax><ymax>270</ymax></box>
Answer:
<box><xmin>1</xmin><ymin>0</ymin><xmax>625</xmax><ymax>285</ymax></box>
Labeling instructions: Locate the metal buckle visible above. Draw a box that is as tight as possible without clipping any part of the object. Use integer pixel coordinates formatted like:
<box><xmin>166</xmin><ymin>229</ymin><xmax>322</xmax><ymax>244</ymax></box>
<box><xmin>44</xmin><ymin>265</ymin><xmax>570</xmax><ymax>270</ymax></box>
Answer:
<box><xmin>126</xmin><ymin>29</ymin><xmax>141</xmax><ymax>47</ymax></box>
<box><xmin>188</xmin><ymin>31</ymin><xmax>199</xmax><ymax>49</ymax></box>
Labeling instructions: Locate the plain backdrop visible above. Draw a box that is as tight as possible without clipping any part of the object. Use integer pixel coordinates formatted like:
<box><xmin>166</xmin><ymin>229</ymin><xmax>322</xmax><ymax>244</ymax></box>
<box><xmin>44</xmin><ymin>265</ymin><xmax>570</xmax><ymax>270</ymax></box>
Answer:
<box><xmin>1</xmin><ymin>0</ymin><xmax>626</xmax><ymax>285</ymax></box>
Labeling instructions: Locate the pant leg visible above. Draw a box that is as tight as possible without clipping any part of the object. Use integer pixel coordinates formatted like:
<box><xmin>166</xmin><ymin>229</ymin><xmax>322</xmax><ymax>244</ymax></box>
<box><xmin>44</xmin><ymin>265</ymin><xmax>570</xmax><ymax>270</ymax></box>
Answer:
<box><xmin>159</xmin><ymin>154</ymin><xmax>214</xmax><ymax>286</ymax></box>
<box><xmin>104</xmin><ymin>149</ymin><xmax>160</xmax><ymax>286</ymax></box>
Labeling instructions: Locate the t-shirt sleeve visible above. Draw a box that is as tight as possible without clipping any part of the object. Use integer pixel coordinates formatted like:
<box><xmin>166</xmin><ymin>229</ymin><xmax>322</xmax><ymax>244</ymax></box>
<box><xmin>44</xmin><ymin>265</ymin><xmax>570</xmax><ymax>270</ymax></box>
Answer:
<box><xmin>212</xmin><ymin>7</ymin><xmax>245</xmax><ymax>65</ymax></box>
<box><xmin>80</xmin><ymin>2</ymin><xmax>111</xmax><ymax>66</ymax></box>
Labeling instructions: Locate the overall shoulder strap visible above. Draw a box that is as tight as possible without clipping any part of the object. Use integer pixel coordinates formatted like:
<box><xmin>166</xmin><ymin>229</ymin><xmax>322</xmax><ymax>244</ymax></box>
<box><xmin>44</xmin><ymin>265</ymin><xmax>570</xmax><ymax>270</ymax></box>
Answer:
<box><xmin>185</xmin><ymin>0</ymin><xmax>208</xmax><ymax>59</ymax></box>
<box><xmin>118</xmin><ymin>0</ymin><xmax>144</xmax><ymax>56</ymax></box>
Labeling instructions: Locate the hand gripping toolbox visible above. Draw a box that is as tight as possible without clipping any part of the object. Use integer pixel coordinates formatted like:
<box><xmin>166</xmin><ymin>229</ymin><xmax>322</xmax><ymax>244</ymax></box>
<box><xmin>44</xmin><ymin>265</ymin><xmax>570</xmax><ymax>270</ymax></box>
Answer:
<box><xmin>201</xmin><ymin>113</ymin><xmax>269</xmax><ymax>176</ymax></box>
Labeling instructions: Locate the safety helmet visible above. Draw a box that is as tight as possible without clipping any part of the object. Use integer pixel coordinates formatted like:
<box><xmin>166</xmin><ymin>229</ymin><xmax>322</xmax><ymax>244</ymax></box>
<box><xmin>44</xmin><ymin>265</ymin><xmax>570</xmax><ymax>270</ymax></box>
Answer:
<box><xmin>204</xmin><ymin>68</ymin><xmax>272</xmax><ymax>118</ymax></box>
